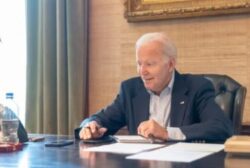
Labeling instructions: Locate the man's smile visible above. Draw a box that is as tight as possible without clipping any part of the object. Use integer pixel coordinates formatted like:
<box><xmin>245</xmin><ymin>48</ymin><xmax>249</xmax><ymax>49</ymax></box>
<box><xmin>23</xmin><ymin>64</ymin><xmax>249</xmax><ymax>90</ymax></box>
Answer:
<box><xmin>142</xmin><ymin>77</ymin><xmax>154</xmax><ymax>83</ymax></box>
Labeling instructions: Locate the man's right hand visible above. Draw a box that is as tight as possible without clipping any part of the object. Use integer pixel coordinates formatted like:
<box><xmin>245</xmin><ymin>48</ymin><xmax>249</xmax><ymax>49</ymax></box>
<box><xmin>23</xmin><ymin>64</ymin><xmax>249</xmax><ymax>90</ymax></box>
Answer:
<box><xmin>79</xmin><ymin>121</ymin><xmax>107</xmax><ymax>140</ymax></box>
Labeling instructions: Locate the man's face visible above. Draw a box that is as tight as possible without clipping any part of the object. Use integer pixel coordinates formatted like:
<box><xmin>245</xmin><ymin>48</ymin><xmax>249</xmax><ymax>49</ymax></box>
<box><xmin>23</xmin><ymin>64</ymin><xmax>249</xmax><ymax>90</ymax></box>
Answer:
<box><xmin>136</xmin><ymin>41</ymin><xmax>175</xmax><ymax>95</ymax></box>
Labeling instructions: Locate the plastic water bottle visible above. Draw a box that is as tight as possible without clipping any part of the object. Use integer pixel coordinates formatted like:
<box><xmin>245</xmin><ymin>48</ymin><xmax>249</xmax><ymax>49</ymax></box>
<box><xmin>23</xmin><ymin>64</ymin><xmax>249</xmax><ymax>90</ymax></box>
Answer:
<box><xmin>1</xmin><ymin>92</ymin><xmax>19</xmax><ymax>143</ymax></box>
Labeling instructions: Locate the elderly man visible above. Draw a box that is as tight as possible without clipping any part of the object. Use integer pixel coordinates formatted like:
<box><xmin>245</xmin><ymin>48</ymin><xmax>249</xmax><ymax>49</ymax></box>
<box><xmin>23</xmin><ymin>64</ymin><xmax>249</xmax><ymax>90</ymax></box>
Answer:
<box><xmin>77</xmin><ymin>32</ymin><xmax>233</xmax><ymax>142</ymax></box>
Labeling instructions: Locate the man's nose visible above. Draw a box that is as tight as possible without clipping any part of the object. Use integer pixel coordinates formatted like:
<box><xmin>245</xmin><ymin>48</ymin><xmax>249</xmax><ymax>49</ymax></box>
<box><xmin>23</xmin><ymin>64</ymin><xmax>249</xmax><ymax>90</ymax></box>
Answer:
<box><xmin>140</xmin><ymin>65</ymin><xmax>148</xmax><ymax>75</ymax></box>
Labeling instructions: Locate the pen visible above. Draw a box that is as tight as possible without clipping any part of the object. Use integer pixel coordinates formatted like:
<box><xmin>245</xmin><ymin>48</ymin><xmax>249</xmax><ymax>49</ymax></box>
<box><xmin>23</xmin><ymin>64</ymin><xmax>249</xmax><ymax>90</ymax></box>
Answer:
<box><xmin>143</xmin><ymin>134</ymin><xmax>165</xmax><ymax>144</ymax></box>
<box><xmin>29</xmin><ymin>136</ymin><xmax>45</xmax><ymax>142</ymax></box>
<box><xmin>139</xmin><ymin>134</ymin><xmax>155</xmax><ymax>143</ymax></box>
<box><xmin>148</xmin><ymin>134</ymin><xmax>156</xmax><ymax>143</ymax></box>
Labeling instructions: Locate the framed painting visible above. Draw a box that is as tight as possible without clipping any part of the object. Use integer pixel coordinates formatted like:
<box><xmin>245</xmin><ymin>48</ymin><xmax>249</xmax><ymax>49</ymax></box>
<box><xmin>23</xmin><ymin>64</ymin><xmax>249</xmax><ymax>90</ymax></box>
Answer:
<box><xmin>124</xmin><ymin>0</ymin><xmax>250</xmax><ymax>22</ymax></box>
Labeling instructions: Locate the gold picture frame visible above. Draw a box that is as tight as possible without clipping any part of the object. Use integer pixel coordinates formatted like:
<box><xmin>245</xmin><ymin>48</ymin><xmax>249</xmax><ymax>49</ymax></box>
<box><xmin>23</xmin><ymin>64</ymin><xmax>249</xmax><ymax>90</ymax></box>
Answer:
<box><xmin>124</xmin><ymin>0</ymin><xmax>250</xmax><ymax>22</ymax></box>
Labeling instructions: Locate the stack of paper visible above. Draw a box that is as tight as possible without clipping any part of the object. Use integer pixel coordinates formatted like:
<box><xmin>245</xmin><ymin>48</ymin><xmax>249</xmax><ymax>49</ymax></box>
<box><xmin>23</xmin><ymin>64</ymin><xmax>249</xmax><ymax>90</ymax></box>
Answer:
<box><xmin>114</xmin><ymin>135</ymin><xmax>153</xmax><ymax>143</ymax></box>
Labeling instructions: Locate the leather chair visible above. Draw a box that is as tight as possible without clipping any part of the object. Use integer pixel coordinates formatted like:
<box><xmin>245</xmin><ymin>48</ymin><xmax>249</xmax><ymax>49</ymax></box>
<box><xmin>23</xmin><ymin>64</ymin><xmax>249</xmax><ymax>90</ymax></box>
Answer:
<box><xmin>202</xmin><ymin>74</ymin><xmax>247</xmax><ymax>135</ymax></box>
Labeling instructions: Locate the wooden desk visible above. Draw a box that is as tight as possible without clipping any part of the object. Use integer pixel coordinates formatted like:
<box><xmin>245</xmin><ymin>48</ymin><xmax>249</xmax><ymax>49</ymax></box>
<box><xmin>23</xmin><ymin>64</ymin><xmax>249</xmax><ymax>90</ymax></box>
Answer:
<box><xmin>0</xmin><ymin>135</ymin><xmax>248</xmax><ymax>168</ymax></box>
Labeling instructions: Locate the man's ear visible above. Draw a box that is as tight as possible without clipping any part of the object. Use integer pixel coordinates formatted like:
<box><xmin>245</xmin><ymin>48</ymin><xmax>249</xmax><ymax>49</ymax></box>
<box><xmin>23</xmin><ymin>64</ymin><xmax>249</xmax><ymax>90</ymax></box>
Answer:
<box><xmin>168</xmin><ymin>58</ymin><xmax>176</xmax><ymax>72</ymax></box>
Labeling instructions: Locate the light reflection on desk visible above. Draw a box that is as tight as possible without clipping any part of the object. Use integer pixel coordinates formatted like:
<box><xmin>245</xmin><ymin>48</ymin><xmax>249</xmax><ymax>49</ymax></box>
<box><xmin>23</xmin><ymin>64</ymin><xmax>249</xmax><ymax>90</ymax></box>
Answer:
<box><xmin>225</xmin><ymin>153</ymin><xmax>250</xmax><ymax>168</ymax></box>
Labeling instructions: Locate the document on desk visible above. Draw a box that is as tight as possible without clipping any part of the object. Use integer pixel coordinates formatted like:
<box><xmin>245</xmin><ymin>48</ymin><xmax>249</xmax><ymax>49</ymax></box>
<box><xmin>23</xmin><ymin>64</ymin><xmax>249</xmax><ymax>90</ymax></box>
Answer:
<box><xmin>83</xmin><ymin>143</ymin><xmax>164</xmax><ymax>154</ymax></box>
<box><xmin>114</xmin><ymin>135</ymin><xmax>154</xmax><ymax>143</ymax></box>
<box><xmin>127</xmin><ymin>142</ymin><xmax>224</xmax><ymax>162</ymax></box>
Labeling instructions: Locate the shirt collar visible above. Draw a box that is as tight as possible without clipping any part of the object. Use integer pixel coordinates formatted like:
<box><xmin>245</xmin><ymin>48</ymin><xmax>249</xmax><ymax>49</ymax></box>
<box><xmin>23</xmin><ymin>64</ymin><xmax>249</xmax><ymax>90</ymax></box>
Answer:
<box><xmin>168</xmin><ymin>70</ymin><xmax>175</xmax><ymax>92</ymax></box>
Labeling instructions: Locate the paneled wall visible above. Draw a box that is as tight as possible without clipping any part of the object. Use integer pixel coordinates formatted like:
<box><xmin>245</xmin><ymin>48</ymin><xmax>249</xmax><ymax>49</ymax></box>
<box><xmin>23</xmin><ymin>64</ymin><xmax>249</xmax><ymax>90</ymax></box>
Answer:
<box><xmin>88</xmin><ymin>0</ymin><xmax>250</xmax><ymax>125</ymax></box>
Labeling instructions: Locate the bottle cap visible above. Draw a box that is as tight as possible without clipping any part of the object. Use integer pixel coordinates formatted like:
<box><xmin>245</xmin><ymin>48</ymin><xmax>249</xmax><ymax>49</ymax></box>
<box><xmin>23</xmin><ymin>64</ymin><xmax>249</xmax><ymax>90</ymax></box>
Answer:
<box><xmin>5</xmin><ymin>92</ymin><xmax>14</xmax><ymax>99</ymax></box>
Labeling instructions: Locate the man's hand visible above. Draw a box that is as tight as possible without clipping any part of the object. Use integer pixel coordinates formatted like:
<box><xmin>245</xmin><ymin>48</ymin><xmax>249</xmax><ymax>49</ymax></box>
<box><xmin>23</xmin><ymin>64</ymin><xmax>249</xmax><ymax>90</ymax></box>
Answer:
<box><xmin>137</xmin><ymin>119</ymin><xmax>168</xmax><ymax>141</ymax></box>
<box><xmin>79</xmin><ymin>121</ymin><xmax>107</xmax><ymax>140</ymax></box>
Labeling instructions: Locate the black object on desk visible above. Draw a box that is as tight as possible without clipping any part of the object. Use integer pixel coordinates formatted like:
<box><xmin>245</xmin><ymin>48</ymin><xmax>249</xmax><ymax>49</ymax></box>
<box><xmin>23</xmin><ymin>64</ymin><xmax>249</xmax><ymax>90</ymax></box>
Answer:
<box><xmin>45</xmin><ymin>140</ymin><xmax>74</xmax><ymax>147</ymax></box>
<box><xmin>81</xmin><ymin>135</ymin><xmax>116</xmax><ymax>144</ymax></box>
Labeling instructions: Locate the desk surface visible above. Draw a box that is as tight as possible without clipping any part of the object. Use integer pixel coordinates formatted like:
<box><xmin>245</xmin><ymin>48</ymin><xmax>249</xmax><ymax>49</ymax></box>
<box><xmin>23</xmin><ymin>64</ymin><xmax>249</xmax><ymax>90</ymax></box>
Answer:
<box><xmin>0</xmin><ymin>135</ymin><xmax>248</xmax><ymax>168</ymax></box>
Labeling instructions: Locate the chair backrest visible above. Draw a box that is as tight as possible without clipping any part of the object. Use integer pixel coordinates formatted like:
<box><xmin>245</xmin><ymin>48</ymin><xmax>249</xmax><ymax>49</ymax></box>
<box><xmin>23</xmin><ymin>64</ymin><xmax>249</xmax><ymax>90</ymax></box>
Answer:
<box><xmin>201</xmin><ymin>74</ymin><xmax>247</xmax><ymax>135</ymax></box>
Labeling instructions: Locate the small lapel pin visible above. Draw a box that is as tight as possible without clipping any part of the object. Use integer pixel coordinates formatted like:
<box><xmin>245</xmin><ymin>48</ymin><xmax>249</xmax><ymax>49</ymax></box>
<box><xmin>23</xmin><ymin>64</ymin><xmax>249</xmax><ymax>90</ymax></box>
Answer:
<box><xmin>180</xmin><ymin>101</ymin><xmax>185</xmax><ymax>104</ymax></box>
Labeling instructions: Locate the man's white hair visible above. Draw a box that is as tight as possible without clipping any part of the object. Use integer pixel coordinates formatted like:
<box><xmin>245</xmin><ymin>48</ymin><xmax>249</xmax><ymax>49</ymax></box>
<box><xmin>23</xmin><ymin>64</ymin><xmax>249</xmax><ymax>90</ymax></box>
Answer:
<box><xmin>135</xmin><ymin>32</ymin><xmax>177</xmax><ymax>59</ymax></box>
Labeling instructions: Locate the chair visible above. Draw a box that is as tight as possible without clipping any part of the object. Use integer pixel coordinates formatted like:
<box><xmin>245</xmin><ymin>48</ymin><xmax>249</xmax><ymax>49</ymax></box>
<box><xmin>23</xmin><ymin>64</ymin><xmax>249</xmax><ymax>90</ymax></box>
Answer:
<box><xmin>202</xmin><ymin>74</ymin><xmax>247</xmax><ymax>135</ymax></box>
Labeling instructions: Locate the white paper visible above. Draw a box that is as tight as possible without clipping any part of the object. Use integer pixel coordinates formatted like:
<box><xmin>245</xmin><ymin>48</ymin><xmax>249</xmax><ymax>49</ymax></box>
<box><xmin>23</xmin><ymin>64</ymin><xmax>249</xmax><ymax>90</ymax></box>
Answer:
<box><xmin>83</xmin><ymin>143</ymin><xmax>164</xmax><ymax>154</ymax></box>
<box><xmin>114</xmin><ymin>135</ymin><xmax>165</xmax><ymax>144</ymax></box>
<box><xmin>166</xmin><ymin>142</ymin><xmax>224</xmax><ymax>152</ymax></box>
<box><xmin>127</xmin><ymin>142</ymin><xmax>224</xmax><ymax>162</ymax></box>
<box><xmin>114</xmin><ymin>135</ymin><xmax>152</xmax><ymax>143</ymax></box>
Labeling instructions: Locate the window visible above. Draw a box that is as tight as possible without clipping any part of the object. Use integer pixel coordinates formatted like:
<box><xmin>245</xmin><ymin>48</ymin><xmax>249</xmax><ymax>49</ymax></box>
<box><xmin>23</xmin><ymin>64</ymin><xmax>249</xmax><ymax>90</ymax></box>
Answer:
<box><xmin>0</xmin><ymin>0</ymin><xmax>26</xmax><ymax>125</ymax></box>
